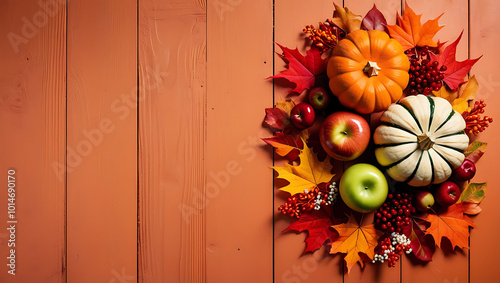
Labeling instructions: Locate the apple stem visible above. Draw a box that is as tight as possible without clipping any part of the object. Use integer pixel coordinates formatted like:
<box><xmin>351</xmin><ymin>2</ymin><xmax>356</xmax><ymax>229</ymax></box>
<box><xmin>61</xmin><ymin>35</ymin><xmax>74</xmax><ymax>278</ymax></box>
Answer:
<box><xmin>342</xmin><ymin>131</ymin><xmax>348</xmax><ymax>135</ymax></box>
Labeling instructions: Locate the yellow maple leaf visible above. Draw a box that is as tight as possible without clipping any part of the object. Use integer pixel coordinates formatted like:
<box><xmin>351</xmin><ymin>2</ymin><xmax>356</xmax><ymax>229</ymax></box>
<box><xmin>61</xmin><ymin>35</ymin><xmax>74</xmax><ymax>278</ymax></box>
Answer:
<box><xmin>330</xmin><ymin>214</ymin><xmax>383</xmax><ymax>274</ymax></box>
<box><xmin>332</xmin><ymin>3</ymin><xmax>362</xmax><ymax>34</ymax></box>
<box><xmin>432</xmin><ymin>76</ymin><xmax>478</xmax><ymax>113</ymax></box>
<box><xmin>273</xmin><ymin>139</ymin><xmax>334</xmax><ymax>195</ymax></box>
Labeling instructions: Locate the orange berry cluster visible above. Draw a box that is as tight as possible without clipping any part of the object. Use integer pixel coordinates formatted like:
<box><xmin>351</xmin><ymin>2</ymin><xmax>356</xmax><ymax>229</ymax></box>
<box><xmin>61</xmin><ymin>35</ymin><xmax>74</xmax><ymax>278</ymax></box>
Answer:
<box><xmin>373</xmin><ymin>233</ymin><xmax>412</xmax><ymax>267</ymax></box>
<box><xmin>278</xmin><ymin>183</ymin><xmax>337</xmax><ymax>218</ymax></box>
<box><xmin>303</xmin><ymin>19</ymin><xmax>343</xmax><ymax>53</ymax></box>
<box><xmin>462</xmin><ymin>99</ymin><xmax>493</xmax><ymax>135</ymax></box>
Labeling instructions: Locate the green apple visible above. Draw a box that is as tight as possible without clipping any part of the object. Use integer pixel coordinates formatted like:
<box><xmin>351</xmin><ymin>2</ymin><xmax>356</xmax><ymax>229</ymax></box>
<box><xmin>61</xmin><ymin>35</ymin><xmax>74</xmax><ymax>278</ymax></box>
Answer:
<box><xmin>339</xmin><ymin>163</ymin><xmax>388</xmax><ymax>213</ymax></box>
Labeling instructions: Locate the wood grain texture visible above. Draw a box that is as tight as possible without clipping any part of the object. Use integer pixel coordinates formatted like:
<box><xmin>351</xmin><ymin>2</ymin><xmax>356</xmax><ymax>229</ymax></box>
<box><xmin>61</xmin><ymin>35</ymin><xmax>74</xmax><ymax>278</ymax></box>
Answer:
<box><xmin>273</xmin><ymin>1</ymin><xmax>345</xmax><ymax>282</ymax></box>
<box><xmin>67</xmin><ymin>0</ymin><xmax>137</xmax><ymax>282</ymax></box>
<box><xmin>469</xmin><ymin>0</ymin><xmax>500</xmax><ymax>281</ymax></box>
<box><xmin>206</xmin><ymin>0</ymin><xmax>274</xmax><ymax>282</ymax></box>
<box><xmin>138</xmin><ymin>0</ymin><xmax>207</xmax><ymax>282</ymax></box>
<box><xmin>0</xmin><ymin>1</ymin><xmax>66</xmax><ymax>282</ymax></box>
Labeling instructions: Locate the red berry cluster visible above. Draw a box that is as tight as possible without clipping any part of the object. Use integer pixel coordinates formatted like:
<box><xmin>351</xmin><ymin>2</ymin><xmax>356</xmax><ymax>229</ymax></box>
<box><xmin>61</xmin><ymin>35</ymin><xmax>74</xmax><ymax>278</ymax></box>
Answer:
<box><xmin>278</xmin><ymin>183</ymin><xmax>337</xmax><ymax>218</ymax></box>
<box><xmin>462</xmin><ymin>99</ymin><xmax>494</xmax><ymax>135</ymax></box>
<box><xmin>373</xmin><ymin>233</ymin><xmax>412</xmax><ymax>267</ymax></box>
<box><xmin>407</xmin><ymin>46</ymin><xmax>446</xmax><ymax>95</ymax></box>
<box><xmin>374</xmin><ymin>193</ymin><xmax>416</xmax><ymax>234</ymax></box>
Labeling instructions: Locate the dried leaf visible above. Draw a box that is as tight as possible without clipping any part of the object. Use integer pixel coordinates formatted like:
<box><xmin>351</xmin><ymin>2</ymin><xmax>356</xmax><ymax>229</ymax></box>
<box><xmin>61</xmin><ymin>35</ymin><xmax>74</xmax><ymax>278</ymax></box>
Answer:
<box><xmin>424</xmin><ymin>204</ymin><xmax>475</xmax><ymax>249</ymax></box>
<box><xmin>452</xmin><ymin>76</ymin><xmax>478</xmax><ymax>113</ymax></box>
<box><xmin>332</xmin><ymin>3</ymin><xmax>362</xmax><ymax>33</ymax></box>
<box><xmin>432</xmin><ymin>76</ymin><xmax>479</xmax><ymax>113</ymax></box>
<box><xmin>330</xmin><ymin>214</ymin><xmax>383</xmax><ymax>274</ymax></box>
<box><xmin>459</xmin><ymin>182</ymin><xmax>486</xmax><ymax>205</ymax></box>
<box><xmin>263</xmin><ymin>107</ymin><xmax>291</xmax><ymax>132</ymax></box>
<box><xmin>429</xmin><ymin>32</ymin><xmax>481</xmax><ymax>90</ymax></box>
<box><xmin>263</xmin><ymin>100</ymin><xmax>296</xmax><ymax>133</ymax></box>
<box><xmin>283</xmin><ymin>210</ymin><xmax>338</xmax><ymax>253</ymax></box>
<box><xmin>464</xmin><ymin>141</ymin><xmax>487</xmax><ymax>163</ymax></box>
<box><xmin>262</xmin><ymin>133</ymin><xmax>304</xmax><ymax>161</ymax></box>
<box><xmin>403</xmin><ymin>218</ymin><xmax>435</xmax><ymax>261</ymax></box>
<box><xmin>273</xmin><ymin>139</ymin><xmax>334</xmax><ymax>195</ymax></box>
<box><xmin>362</xmin><ymin>4</ymin><xmax>387</xmax><ymax>31</ymax></box>
<box><xmin>270</xmin><ymin>44</ymin><xmax>327</xmax><ymax>95</ymax></box>
<box><xmin>386</xmin><ymin>2</ymin><xmax>443</xmax><ymax>50</ymax></box>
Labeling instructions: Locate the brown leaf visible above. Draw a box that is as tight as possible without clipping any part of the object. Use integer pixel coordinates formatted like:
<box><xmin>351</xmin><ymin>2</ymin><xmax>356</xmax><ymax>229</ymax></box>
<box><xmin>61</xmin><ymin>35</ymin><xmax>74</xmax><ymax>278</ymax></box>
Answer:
<box><xmin>332</xmin><ymin>3</ymin><xmax>362</xmax><ymax>33</ymax></box>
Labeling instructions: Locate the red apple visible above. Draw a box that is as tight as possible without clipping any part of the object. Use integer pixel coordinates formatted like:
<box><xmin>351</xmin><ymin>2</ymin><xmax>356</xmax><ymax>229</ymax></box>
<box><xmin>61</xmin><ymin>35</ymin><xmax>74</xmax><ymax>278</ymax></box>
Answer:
<box><xmin>434</xmin><ymin>181</ymin><xmax>461</xmax><ymax>207</ymax></box>
<box><xmin>290</xmin><ymin>103</ymin><xmax>315</xmax><ymax>130</ymax></box>
<box><xmin>319</xmin><ymin>111</ymin><xmax>370</xmax><ymax>161</ymax></box>
<box><xmin>452</xmin><ymin>159</ymin><xmax>476</xmax><ymax>181</ymax></box>
<box><xmin>414</xmin><ymin>190</ymin><xmax>435</xmax><ymax>212</ymax></box>
<box><xmin>308</xmin><ymin>87</ymin><xmax>330</xmax><ymax>111</ymax></box>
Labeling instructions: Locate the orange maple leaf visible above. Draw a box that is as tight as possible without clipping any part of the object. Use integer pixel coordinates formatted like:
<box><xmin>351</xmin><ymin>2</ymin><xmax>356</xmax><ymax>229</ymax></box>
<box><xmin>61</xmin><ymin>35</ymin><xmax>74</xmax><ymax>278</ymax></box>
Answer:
<box><xmin>424</xmin><ymin>204</ymin><xmax>475</xmax><ymax>249</ymax></box>
<box><xmin>272</xmin><ymin>139</ymin><xmax>334</xmax><ymax>195</ymax></box>
<box><xmin>387</xmin><ymin>2</ymin><xmax>443</xmax><ymax>50</ymax></box>
<box><xmin>330</xmin><ymin>214</ymin><xmax>382</xmax><ymax>274</ymax></box>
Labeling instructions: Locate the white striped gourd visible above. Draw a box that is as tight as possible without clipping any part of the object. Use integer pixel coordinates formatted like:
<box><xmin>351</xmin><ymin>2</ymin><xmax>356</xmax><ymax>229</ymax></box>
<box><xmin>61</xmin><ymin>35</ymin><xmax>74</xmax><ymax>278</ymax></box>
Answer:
<box><xmin>373</xmin><ymin>94</ymin><xmax>469</xmax><ymax>187</ymax></box>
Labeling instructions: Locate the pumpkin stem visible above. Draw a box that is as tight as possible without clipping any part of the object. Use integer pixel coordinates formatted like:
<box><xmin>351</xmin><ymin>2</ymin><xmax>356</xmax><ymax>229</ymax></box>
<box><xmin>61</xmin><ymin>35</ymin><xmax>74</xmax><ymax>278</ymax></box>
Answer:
<box><xmin>417</xmin><ymin>132</ymin><xmax>435</xmax><ymax>150</ymax></box>
<box><xmin>363</xmin><ymin>61</ymin><xmax>381</xmax><ymax>77</ymax></box>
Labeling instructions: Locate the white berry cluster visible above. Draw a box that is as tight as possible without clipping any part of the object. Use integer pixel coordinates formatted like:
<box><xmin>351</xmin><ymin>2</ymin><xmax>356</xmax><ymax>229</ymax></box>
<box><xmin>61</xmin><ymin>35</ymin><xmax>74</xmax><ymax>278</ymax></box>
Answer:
<box><xmin>391</xmin><ymin>232</ymin><xmax>412</xmax><ymax>253</ymax></box>
<box><xmin>314</xmin><ymin>182</ymin><xmax>338</xmax><ymax>210</ymax></box>
<box><xmin>372</xmin><ymin>233</ymin><xmax>413</xmax><ymax>264</ymax></box>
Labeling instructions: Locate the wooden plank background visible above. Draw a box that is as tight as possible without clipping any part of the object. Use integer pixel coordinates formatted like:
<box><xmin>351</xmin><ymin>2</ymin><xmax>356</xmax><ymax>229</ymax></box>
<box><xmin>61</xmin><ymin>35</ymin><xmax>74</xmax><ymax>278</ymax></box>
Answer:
<box><xmin>0</xmin><ymin>0</ymin><xmax>499</xmax><ymax>282</ymax></box>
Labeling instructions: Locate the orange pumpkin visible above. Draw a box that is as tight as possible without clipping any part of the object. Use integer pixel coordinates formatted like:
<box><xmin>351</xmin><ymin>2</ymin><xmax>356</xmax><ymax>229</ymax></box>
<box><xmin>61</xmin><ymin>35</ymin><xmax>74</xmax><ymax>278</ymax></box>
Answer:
<box><xmin>327</xmin><ymin>30</ymin><xmax>410</xmax><ymax>114</ymax></box>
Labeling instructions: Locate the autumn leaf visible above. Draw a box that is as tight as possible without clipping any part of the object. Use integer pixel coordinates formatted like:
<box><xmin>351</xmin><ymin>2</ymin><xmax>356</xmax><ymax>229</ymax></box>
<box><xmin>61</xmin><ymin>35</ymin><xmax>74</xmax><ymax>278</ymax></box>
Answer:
<box><xmin>452</xmin><ymin>76</ymin><xmax>478</xmax><ymax>113</ymax></box>
<box><xmin>403</xmin><ymin>218</ymin><xmax>435</xmax><ymax>261</ymax></box>
<box><xmin>262</xmin><ymin>133</ymin><xmax>304</xmax><ymax>161</ymax></box>
<box><xmin>330</xmin><ymin>214</ymin><xmax>383</xmax><ymax>274</ymax></box>
<box><xmin>263</xmin><ymin>108</ymin><xmax>290</xmax><ymax>132</ymax></box>
<box><xmin>464</xmin><ymin>141</ymin><xmax>487</xmax><ymax>163</ymax></box>
<box><xmin>273</xmin><ymin>139</ymin><xmax>334</xmax><ymax>195</ymax></box>
<box><xmin>459</xmin><ymin>182</ymin><xmax>487</xmax><ymax>216</ymax></box>
<box><xmin>270</xmin><ymin>44</ymin><xmax>327</xmax><ymax>95</ymax></box>
<box><xmin>459</xmin><ymin>182</ymin><xmax>486</xmax><ymax>205</ymax></box>
<box><xmin>263</xmin><ymin>100</ymin><xmax>296</xmax><ymax>132</ymax></box>
<box><xmin>362</xmin><ymin>4</ymin><xmax>387</xmax><ymax>32</ymax></box>
<box><xmin>283</xmin><ymin>210</ymin><xmax>338</xmax><ymax>253</ymax></box>
<box><xmin>387</xmin><ymin>2</ymin><xmax>443</xmax><ymax>50</ymax></box>
<box><xmin>429</xmin><ymin>32</ymin><xmax>481</xmax><ymax>90</ymax></box>
<box><xmin>432</xmin><ymin>76</ymin><xmax>479</xmax><ymax>113</ymax></box>
<box><xmin>332</xmin><ymin>3</ymin><xmax>362</xmax><ymax>33</ymax></box>
<box><xmin>424</xmin><ymin>204</ymin><xmax>475</xmax><ymax>249</ymax></box>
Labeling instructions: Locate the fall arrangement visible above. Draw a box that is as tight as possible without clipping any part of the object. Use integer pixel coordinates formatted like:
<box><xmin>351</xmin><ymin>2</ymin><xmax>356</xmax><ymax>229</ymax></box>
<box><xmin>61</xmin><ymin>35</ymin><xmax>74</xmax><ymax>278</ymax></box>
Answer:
<box><xmin>262</xmin><ymin>2</ymin><xmax>492</xmax><ymax>273</ymax></box>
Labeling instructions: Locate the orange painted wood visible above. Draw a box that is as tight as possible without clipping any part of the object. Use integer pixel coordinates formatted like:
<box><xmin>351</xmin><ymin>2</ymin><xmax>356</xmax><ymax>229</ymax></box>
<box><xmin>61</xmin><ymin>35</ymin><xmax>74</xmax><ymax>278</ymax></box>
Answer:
<box><xmin>401</xmin><ymin>1</ymin><xmax>469</xmax><ymax>282</ymax></box>
<box><xmin>206</xmin><ymin>0</ymin><xmax>274</xmax><ymax>282</ymax></box>
<box><xmin>469</xmin><ymin>0</ymin><xmax>500</xmax><ymax>281</ymax></box>
<box><xmin>138</xmin><ymin>0</ymin><xmax>207</xmax><ymax>282</ymax></box>
<box><xmin>66</xmin><ymin>1</ymin><xmax>137</xmax><ymax>282</ymax></box>
<box><xmin>0</xmin><ymin>1</ymin><xmax>66</xmax><ymax>282</ymax></box>
<box><xmin>273</xmin><ymin>1</ymin><xmax>344</xmax><ymax>282</ymax></box>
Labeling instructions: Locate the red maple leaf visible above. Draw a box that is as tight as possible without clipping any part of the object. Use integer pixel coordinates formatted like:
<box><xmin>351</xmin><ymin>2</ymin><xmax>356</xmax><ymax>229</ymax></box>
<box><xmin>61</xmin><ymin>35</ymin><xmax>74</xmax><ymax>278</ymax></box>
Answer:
<box><xmin>430</xmin><ymin>31</ymin><xmax>481</xmax><ymax>90</ymax></box>
<box><xmin>283</xmin><ymin>210</ymin><xmax>337</xmax><ymax>253</ymax></box>
<box><xmin>270</xmin><ymin>44</ymin><xmax>327</xmax><ymax>95</ymax></box>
